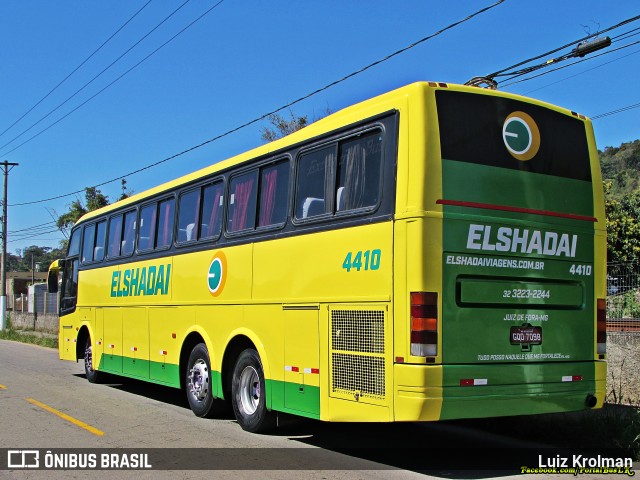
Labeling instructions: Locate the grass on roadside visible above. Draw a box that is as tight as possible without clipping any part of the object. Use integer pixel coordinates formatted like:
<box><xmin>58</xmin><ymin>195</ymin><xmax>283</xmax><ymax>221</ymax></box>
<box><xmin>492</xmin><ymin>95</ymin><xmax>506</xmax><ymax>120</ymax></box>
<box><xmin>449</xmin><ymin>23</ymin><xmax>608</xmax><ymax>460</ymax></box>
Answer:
<box><xmin>0</xmin><ymin>328</ymin><xmax>58</xmax><ymax>349</ymax></box>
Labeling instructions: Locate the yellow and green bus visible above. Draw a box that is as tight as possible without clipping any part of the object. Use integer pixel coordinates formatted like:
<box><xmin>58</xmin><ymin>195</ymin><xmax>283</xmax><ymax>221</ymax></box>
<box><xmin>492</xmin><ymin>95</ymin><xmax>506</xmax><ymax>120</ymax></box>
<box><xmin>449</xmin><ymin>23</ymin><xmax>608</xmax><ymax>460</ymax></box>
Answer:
<box><xmin>50</xmin><ymin>81</ymin><xmax>606</xmax><ymax>432</ymax></box>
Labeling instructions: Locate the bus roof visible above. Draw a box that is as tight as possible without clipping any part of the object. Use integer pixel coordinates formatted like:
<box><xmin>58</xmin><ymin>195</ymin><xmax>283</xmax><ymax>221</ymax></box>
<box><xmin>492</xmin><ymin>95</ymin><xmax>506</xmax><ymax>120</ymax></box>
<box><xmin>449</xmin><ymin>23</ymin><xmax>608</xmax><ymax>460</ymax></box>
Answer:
<box><xmin>75</xmin><ymin>81</ymin><xmax>589</xmax><ymax>225</ymax></box>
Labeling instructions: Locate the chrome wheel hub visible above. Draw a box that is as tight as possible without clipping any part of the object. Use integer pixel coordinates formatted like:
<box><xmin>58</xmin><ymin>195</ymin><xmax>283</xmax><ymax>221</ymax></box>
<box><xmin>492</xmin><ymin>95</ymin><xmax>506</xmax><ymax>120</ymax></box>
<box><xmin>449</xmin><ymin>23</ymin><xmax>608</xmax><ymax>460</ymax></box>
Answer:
<box><xmin>239</xmin><ymin>366</ymin><xmax>260</xmax><ymax>415</ymax></box>
<box><xmin>188</xmin><ymin>359</ymin><xmax>209</xmax><ymax>402</ymax></box>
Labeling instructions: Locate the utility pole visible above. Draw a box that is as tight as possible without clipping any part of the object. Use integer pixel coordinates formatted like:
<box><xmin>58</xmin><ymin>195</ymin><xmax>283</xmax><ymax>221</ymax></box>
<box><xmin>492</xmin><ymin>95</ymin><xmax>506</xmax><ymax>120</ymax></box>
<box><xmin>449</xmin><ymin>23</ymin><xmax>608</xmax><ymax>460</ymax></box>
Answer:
<box><xmin>1</xmin><ymin>160</ymin><xmax>19</xmax><ymax>332</ymax></box>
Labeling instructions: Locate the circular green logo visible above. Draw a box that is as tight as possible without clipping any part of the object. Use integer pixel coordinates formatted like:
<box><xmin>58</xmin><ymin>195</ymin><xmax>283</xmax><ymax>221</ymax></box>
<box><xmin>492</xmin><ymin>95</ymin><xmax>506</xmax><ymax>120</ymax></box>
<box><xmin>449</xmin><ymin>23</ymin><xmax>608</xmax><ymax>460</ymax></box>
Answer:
<box><xmin>502</xmin><ymin>111</ymin><xmax>540</xmax><ymax>161</ymax></box>
<box><xmin>207</xmin><ymin>252</ymin><xmax>227</xmax><ymax>296</ymax></box>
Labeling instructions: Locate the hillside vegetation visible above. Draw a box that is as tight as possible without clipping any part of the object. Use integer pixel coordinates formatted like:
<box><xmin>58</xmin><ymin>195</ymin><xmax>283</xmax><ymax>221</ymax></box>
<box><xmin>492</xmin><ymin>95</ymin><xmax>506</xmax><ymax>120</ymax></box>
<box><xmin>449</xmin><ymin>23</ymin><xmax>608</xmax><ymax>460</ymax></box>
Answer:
<box><xmin>600</xmin><ymin>139</ymin><xmax>640</xmax><ymax>198</ymax></box>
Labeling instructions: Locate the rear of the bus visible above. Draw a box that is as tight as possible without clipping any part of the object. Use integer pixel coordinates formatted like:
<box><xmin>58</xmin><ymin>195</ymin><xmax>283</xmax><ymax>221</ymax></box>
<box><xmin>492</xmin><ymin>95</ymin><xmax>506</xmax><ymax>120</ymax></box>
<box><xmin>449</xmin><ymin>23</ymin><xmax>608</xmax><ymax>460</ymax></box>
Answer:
<box><xmin>407</xmin><ymin>85</ymin><xmax>606</xmax><ymax>420</ymax></box>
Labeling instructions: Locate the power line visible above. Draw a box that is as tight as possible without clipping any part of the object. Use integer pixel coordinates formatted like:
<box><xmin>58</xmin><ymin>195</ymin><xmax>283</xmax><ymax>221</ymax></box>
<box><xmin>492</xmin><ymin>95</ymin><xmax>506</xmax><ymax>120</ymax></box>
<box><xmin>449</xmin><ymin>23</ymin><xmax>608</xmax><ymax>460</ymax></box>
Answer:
<box><xmin>0</xmin><ymin>0</ymin><xmax>195</xmax><ymax>153</ymax></box>
<box><xmin>7</xmin><ymin>221</ymin><xmax>57</xmax><ymax>234</ymax></box>
<box><xmin>8</xmin><ymin>229</ymin><xmax>63</xmax><ymax>241</ymax></box>
<box><xmin>9</xmin><ymin>0</ymin><xmax>506</xmax><ymax>207</ymax></box>
<box><xmin>0</xmin><ymin>0</ymin><xmax>154</xmax><ymax>141</ymax></box>
<box><xmin>592</xmin><ymin>102</ymin><xmax>640</xmax><ymax>120</ymax></box>
<box><xmin>520</xmin><ymin>46</ymin><xmax>640</xmax><ymax>95</ymax></box>
<box><xmin>501</xmin><ymin>39</ymin><xmax>640</xmax><ymax>87</ymax></box>
<box><xmin>487</xmin><ymin>14</ymin><xmax>640</xmax><ymax>79</ymax></box>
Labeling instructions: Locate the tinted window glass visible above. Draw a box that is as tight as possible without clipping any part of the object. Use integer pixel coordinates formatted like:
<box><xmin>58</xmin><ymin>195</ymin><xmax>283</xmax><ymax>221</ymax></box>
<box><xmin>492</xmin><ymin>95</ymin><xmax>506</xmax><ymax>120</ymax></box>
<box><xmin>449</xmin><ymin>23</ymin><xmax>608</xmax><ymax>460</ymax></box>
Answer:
<box><xmin>337</xmin><ymin>131</ymin><xmax>382</xmax><ymax>211</ymax></box>
<box><xmin>178</xmin><ymin>190</ymin><xmax>199</xmax><ymax>243</ymax></box>
<box><xmin>94</xmin><ymin>221</ymin><xmax>107</xmax><ymax>262</ymax></box>
<box><xmin>258</xmin><ymin>161</ymin><xmax>289</xmax><ymax>227</ymax></box>
<box><xmin>107</xmin><ymin>215</ymin><xmax>123</xmax><ymax>258</ymax></box>
<box><xmin>68</xmin><ymin>229</ymin><xmax>81</xmax><ymax>257</ymax></box>
<box><xmin>156</xmin><ymin>198</ymin><xmax>175</xmax><ymax>248</ymax></box>
<box><xmin>200</xmin><ymin>182</ymin><xmax>223</xmax><ymax>239</ymax></box>
<box><xmin>122</xmin><ymin>211</ymin><xmax>136</xmax><ymax>256</ymax></box>
<box><xmin>436</xmin><ymin>90</ymin><xmax>591</xmax><ymax>181</ymax></box>
<box><xmin>82</xmin><ymin>224</ymin><xmax>96</xmax><ymax>263</ymax></box>
<box><xmin>227</xmin><ymin>172</ymin><xmax>258</xmax><ymax>233</ymax></box>
<box><xmin>138</xmin><ymin>204</ymin><xmax>157</xmax><ymax>251</ymax></box>
<box><xmin>295</xmin><ymin>146</ymin><xmax>335</xmax><ymax>219</ymax></box>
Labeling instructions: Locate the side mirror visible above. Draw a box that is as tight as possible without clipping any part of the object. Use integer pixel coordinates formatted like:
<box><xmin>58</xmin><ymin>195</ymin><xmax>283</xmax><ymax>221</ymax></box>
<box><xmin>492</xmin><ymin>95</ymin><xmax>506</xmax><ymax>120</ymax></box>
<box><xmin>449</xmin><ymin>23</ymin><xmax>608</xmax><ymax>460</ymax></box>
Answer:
<box><xmin>47</xmin><ymin>259</ymin><xmax>65</xmax><ymax>294</ymax></box>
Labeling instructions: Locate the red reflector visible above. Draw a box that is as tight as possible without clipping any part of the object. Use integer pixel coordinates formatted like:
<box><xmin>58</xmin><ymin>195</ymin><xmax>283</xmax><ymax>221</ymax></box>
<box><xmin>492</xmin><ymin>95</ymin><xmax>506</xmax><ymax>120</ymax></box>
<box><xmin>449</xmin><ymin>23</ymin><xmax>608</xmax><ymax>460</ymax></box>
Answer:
<box><xmin>395</xmin><ymin>357</ymin><xmax>405</xmax><ymax>363</ymax></box>
<box><xmin>460</xmin><ymin>379</ymin><xmax>474</xmax><ymax>386</ymax></box>
<box><xmin>573</xmin><ymin>375</ymin><xmax>583</xmax><ymax>381</ymax></box>
<box><xmin>291</xmin><ymin>366</ymin><xmax>299</xmax><ymax>373</ymax></box>
<box><xmin>311</xmin><ymin>368</ymin><xmax>319</xmax><ymax>374</ymax></box>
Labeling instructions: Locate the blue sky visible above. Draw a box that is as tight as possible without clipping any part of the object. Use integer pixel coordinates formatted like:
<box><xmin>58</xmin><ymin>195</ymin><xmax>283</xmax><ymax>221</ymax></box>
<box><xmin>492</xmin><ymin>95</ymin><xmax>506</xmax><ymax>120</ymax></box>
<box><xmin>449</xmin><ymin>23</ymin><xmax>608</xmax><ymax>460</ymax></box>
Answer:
<box><xmin>1</xmin><ymin>0</ymin><xmax>639</xmax><ymax>254</ymax></box>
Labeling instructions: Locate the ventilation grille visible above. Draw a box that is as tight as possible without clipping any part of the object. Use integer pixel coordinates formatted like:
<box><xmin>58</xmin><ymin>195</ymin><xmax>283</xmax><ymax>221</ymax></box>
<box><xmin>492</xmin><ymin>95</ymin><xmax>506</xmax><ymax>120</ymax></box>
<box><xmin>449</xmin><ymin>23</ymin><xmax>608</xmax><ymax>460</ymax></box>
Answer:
<box><xmin>331</xmin><ymin>309</ymin><xmax>384</xmax><ymax>353</ymax></box>
<box><xmin>330</xmin><ymin>308</ymin><xmax>386</xmax><ymax>402</ymax></box>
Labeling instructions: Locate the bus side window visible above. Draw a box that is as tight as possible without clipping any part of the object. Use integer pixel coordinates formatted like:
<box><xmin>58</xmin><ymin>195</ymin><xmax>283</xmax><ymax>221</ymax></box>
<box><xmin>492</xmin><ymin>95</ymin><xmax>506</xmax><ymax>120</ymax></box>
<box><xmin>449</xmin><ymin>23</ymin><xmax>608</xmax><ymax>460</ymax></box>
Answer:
<box><xmin>258</xmin><ymin>160</ymin><xmax>289</xmax><ymax>227</ymax></box>
<box><xmin>121</xmin><ymin>211</ymin><xmax>136</xmax><ymax>256</ymax></box>
<box><xmin>295</xmin><ymin>146</ymin><xmax>335</xmax><ymax>219</ymax></box>
<box><xmin>94</xmin><ymin>220</ymin><xmax>107</xmax><ymax>261</ymax></box>
<box><xmin>227</xmin><ymin>171</ymin><xmax>258</xmax><ymax>233</ymax></box>
<box><xmin>81</xmin><ymin>224</ymin><xmax>96</xmax><ymax>264</ymax></box>
<box><xmin>156</xmin><ymin>198</ymin><xmax>175</xmax><ymax>249</ymax></box>
<box><xmin>107</xmin><ymin>214</ymin><xmax>123</xmax><ymax>258</ymax></box>
<box><xmin>337</xmin><ymin>131</ymin><xmax>382</xmax><ymax>212</ymax></box>
<box><xmin>178</xmin><ymin>189</ymin><xmax>200</xmax><ymax>243</ymax></box>
<box><xmin>138</xmin><ymin>204</ymin><xmax>157</xmax><ymax>251</ymax></box>
<box><xmin>200</xmin><ymin>182</ymin><xmax>223</xmax><ymax>240</ymax></box>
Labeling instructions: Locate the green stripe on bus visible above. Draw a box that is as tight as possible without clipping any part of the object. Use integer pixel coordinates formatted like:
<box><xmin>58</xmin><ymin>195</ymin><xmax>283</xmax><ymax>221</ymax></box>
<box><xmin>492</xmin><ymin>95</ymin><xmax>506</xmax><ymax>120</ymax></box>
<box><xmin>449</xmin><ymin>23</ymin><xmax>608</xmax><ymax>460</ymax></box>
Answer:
<box><xmin>95</xmin><ymin>355</ymin><xmax>321</xmax><ymax>418</ymax></box>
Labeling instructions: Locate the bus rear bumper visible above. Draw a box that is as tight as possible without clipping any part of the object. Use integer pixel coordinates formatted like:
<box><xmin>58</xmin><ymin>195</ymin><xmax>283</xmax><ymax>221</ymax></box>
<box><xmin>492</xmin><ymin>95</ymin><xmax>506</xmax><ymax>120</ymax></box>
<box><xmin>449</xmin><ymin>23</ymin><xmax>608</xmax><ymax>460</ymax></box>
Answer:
<box><xmin>394</xmin><ymin>361</ymin><xmax>606</xmax><ymax>422</ymax></box>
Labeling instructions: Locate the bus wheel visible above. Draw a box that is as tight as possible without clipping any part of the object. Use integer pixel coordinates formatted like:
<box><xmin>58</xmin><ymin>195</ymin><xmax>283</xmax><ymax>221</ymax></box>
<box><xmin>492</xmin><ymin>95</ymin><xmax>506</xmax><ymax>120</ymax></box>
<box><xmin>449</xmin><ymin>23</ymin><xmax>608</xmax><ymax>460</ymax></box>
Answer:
<box><xmin>83</xmin><ymin>336</ymin><xmax>102</xmax><ymax>383</ymax></box>
<box><xmin>186</xmin><ymin>343</ymin><xmax>226</xmax><ymax>418</ymax></box>
<box><xmin>231</xmin><ymin>349</ymin><xmax>276</xmax><ymax>433</ymax></box>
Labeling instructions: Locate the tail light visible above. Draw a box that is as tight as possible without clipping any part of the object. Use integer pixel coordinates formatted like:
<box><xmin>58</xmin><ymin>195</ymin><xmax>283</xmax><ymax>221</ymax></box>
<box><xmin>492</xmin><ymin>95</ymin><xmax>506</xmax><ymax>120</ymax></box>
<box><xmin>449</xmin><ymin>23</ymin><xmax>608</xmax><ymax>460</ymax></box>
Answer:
<box><xmin>597</xmin><ymin>298</ymin><xmax>606</xmax><ymax>355</ymax></box>
<box><xmin>410</xmin><ymin>292</ymin><xmax>438</xmax><ymax>357</ymax></box>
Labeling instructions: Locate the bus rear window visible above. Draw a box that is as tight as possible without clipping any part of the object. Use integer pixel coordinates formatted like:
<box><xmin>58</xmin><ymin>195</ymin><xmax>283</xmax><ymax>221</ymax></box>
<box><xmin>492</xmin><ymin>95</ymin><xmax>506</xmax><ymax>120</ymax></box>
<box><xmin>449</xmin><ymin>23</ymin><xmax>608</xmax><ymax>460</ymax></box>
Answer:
<box><xmin>436</xmin><ymin>90</ymin><xmax>591</xmax><ymax>182</ymax></box>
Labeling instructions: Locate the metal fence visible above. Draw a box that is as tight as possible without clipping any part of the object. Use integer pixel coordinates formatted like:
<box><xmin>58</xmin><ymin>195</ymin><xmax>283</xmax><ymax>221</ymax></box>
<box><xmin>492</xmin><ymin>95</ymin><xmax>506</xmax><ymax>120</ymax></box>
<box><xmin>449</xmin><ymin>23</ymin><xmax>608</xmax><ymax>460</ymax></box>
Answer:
<box><xmin>607</xmin><ymin>262</ymin><xmax>640</xmax><ymax>335</ymax></box>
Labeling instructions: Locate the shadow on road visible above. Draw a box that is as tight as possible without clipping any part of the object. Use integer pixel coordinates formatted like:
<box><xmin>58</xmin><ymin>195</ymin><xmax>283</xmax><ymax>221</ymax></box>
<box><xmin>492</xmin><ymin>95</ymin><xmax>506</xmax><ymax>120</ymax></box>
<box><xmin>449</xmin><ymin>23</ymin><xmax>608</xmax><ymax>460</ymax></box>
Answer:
<box><xmin>73</xmin><ymin>373</ymin><xmax>636</xmax><ymax>478</ymax></box>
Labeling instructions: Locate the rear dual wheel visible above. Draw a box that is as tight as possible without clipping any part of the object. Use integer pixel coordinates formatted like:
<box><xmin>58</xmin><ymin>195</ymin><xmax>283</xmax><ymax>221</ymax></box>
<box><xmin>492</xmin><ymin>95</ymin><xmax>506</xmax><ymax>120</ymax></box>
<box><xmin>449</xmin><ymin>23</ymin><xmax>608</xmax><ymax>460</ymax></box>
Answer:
<box><xmin>231</xmin><ymin>349</ymin><xmax>276</xmax><ymax>433</ymax></box>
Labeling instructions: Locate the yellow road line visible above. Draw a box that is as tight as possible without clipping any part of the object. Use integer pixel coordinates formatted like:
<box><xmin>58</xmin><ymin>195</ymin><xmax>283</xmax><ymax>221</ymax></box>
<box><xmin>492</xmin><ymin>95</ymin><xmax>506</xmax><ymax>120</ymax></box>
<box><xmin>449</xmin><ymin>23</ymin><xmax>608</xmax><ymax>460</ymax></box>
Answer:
<box><xmin>0</xmin><ymin>384</ymin><xmax>6</xmax><ymax>389</ymax></box>
<box><xmin>26</xmin><ymin>398</ymin><xmax>105</xmax><ymax>437</ymax></box>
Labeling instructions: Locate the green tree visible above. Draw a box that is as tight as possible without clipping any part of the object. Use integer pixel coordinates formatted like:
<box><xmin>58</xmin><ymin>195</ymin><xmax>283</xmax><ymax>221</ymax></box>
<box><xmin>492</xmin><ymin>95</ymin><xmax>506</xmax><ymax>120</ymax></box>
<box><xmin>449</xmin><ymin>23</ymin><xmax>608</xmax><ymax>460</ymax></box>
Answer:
<box><xmin>260</xmin><ymin>111</ymin><xmax>308</xmax><ymax>142</ymax></box>
<box><xmin>605</xmin><ymin>189</ymin><xmax>640</xmax><ymax>265</ymax></box>
<box><xmin>55</xmin><ymin>187</ymin><xmax>110</xmax><ymax>254</ymax></box>
<box><xmin>56</xmin><ymin>187</ymin><xmax>109</xmax><ymax>232</ymax></box>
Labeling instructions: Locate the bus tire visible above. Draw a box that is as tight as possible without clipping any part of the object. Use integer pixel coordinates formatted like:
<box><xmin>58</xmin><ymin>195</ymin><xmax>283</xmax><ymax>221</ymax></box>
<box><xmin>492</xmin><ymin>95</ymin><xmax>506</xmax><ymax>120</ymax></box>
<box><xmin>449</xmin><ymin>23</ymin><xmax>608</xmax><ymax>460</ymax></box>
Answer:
<box><xmin>83</xmin><ymin>336</ymin><xmax>103</xmax><ymax>384</ymax></box>
<box><xmin>231</xmin><ymin>349</ymin><xmax>276</xmax><ymax>433</ymax></box>
<box><xmin>186</xmin><ymin>343</ymin><xmax>226</xmax><ymax>418</ymax></box>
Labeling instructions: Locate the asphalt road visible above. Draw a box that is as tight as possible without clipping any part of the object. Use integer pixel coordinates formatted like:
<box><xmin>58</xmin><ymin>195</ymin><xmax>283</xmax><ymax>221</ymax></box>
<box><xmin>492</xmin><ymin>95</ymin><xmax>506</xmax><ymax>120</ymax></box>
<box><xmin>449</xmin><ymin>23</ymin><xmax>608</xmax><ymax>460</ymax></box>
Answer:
<box><xmin>0</xmin><ymin>339</ymin><xmax>633</xmax><ymax>480</ymax></box>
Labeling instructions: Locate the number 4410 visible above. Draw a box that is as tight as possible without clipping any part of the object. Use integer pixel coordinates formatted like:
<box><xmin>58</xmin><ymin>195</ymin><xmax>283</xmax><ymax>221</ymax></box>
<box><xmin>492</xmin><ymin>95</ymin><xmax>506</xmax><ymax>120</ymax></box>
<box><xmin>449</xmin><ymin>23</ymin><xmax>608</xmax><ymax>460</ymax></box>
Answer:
<box><xmin>569</xmin><ymin>264</ymin><xmax>592</xmax><ymax>276</ymax></box>
<box><xmin>342</xmin><ymin>249</ymin><xmax>381</xmax><ymax>272</ymax></box>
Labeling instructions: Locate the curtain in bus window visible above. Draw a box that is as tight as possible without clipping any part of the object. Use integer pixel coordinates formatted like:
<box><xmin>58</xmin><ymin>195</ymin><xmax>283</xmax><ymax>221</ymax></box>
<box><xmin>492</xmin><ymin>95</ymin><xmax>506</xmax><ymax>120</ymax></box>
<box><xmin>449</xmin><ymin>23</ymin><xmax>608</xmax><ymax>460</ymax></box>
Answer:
<box><xmin>156</xmin><ymin>199</ymin><xmax>175</xmax><ymax>248</ymax></box>
<box><xmin>201</xmin><ymin>183</ymin><xmax>223</xmax><ymax>239</ymax></box>
<box><xmin>259</xmin><ymin>168</ymin><xmax>278</xmax><ymax>227</ymax></box>
<box><xmin>229</xmin><ymin>175</ymin><xmax>256</xmax><ymax>232</ymax></box>
<box><xmin>122</xmin><ymin>212</ymin><xmax>136</xmax><ymax>256</ymax></box>
<box><xmin>340</xmin><ymin>144</ymin><xmax>366</xmax><ymax>210</ymax></box>
<box><xmin>296</xmin><ymin>147</ymin><xmax>335</xmax><ymax>219</ymax></box>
